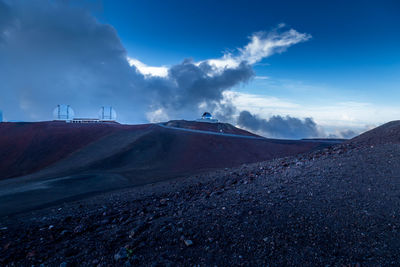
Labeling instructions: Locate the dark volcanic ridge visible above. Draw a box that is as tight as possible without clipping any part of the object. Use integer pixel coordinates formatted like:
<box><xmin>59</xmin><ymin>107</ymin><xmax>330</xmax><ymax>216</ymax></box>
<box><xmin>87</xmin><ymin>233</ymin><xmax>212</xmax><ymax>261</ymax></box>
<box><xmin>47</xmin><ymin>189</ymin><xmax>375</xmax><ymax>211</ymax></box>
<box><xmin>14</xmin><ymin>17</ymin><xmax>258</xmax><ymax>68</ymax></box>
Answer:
<box><xmin>1</xmin><ymin>121</ymin><xmax>400</xmax><ymax>265</ymax></box>
<box><xmin>0</xmin><ymin>120</ymin><xmax>337</xmax><ymax>182</ymax></box>
<box><xmin>349</xmin><ymin>120</ymin><xmax>400</xmax><ymax>146</ymax></box>
<box><xmin>0</xmin><ymin>120</ymin><xmax>327</xmax><ymax>180</ymax></box>
<box><xmin>162</xmin><ymin>120</ymin><xmax>260</xmax><ymax>137</ymax></box>
<box><xmin>0</xmin><ymin>120</ymin><xmax>339</xmax><ymax>216</ymax></box>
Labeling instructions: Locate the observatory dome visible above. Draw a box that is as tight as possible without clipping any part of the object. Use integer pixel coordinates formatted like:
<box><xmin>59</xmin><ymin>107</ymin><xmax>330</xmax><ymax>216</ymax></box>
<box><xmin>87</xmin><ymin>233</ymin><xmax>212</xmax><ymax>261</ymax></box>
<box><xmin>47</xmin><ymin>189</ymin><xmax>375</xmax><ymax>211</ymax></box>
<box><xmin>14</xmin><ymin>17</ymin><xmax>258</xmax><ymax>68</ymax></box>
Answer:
<box><xmin>99</xmin><ymin>106</ymin><xmax>117</xmax><ymax>121</ymax></box>
<box><xmin>196</xmin><ymin>112</ymin><xmax>218</xmax><ymax>123</ymax></box>
<box><xmin>202</xmin><ymin>112</ymin><xmax>213</xmax><ymax>119</ymax></box>
<box><xmin>53</xmin><ymin>104</ymin><xmax>74</xmax><ymax>121</ymax></box>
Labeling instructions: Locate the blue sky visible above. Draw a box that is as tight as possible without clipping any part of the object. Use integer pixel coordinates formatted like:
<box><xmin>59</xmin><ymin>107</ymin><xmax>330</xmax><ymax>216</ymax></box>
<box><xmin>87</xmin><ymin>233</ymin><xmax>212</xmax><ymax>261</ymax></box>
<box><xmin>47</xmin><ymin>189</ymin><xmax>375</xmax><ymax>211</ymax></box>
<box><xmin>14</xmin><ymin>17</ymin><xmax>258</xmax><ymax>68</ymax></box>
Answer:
<box><xmin>92</xmin><ymin>0</ymin><xmax>400</xmax><ymax>130</ymax></box>
<box><xmin>97</xmin><ymin>0</ymin><xmax>400</xmax><ymax>90</ymax></box>
<box><xmin>1</xmin><ymin>0</ymin><xmax>399</xmax><ymax>138</ymax></box>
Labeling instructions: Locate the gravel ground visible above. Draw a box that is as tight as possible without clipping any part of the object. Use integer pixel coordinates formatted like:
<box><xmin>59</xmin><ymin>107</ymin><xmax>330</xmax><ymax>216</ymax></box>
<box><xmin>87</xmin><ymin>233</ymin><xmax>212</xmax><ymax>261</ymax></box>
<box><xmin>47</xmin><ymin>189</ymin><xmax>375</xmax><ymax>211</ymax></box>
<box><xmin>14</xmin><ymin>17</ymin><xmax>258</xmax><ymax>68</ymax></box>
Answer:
<box><xmin>1</xmin><ymin>141</ymin><xmax>400</xmax><ymax>266</ymax></box>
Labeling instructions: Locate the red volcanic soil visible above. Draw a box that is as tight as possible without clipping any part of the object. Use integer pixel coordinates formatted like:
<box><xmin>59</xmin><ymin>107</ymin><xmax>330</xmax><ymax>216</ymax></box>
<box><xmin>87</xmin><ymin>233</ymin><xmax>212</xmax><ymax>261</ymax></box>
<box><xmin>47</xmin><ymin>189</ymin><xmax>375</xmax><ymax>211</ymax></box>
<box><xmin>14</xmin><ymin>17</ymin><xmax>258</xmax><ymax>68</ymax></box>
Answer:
<box><xmin>0</xmin><ymin>121</ymin><xmax>340</xmax><ymax>216</ymax></box>
<box><xmin>163</xmin><ymin>120</ymin><xmax>259</xmax><ymax>137</ymax></box>
<box><xmin>0</xmin><ymin>121</ymin><xmax>336</xmax><ymax>182</ymax></box>
<box><xmin>0</xmin><ymin>122</ymin><xmax>150</xmax><ymax>179</ymax></box>
<box><xmin>61</xmin><ymin>125</ymin><xmax>335</xmax><ymax>182</ymax></box>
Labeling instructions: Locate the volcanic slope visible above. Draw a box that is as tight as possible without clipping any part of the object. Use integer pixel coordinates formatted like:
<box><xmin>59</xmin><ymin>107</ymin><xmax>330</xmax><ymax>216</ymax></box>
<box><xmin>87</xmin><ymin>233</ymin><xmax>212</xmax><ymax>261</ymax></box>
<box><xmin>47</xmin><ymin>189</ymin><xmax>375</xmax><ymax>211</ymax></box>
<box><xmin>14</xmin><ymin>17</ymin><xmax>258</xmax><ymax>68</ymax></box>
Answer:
<box><xmin>0</xmin><ymin>121</ymin><xmax>337</xmax><ymax>216</ymax></box>
<box><xmin>0</xmin><ymin>121</ymin><xmax>150</xmax><ymax>180</ymax></box>
<box><xmin>349</xmin><ymin>120</ymin><xmax>400</xmax><ymax>146</ymax></box>
<box><xmin>2</xmin><ymin>121</ymin><xmax>400</xmax><ymax>265</ymax></box>
<box><xmin>0</xmin><ymin>121</ymin><xmax>333</xmax><ymax>181</ymax></box>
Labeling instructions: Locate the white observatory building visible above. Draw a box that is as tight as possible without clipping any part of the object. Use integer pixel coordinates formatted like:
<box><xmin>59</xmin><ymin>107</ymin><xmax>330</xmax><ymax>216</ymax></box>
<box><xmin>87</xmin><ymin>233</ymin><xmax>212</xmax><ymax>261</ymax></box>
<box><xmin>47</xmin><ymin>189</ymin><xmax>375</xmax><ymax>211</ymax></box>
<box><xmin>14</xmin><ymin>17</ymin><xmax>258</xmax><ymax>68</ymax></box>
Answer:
<box><xmin>53</xmin><ymin>104</ymin><xmax>74</xmax><ymax>122</ymax></box>
<box><xmin>196</xmin><ymin>112</ymin><xmax>218</xmax><ymax>123</ymax></box>
<box><xmin>71</xmin><ymin>106</ymin><xmax>117</xmax><ymax>123</ymax></box>
<box><xmin>53</xmin><ymin>105</ymin><xmax>117</xmax><ymax>123</ymax></box>
<box><xmin>99</xmin><ymin>106</ymin><xmax>117</xmax><ymax>122</ymax></box>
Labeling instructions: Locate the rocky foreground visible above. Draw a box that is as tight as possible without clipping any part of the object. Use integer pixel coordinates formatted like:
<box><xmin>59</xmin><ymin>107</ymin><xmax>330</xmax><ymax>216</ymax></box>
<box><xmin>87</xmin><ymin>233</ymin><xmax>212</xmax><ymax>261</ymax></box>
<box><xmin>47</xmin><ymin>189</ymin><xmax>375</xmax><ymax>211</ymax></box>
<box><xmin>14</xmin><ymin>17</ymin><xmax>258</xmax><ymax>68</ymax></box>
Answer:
<box><xmin>1</xmin><ymin>141</ymin><xmax>400</xmax><ymax>266</ymax></box>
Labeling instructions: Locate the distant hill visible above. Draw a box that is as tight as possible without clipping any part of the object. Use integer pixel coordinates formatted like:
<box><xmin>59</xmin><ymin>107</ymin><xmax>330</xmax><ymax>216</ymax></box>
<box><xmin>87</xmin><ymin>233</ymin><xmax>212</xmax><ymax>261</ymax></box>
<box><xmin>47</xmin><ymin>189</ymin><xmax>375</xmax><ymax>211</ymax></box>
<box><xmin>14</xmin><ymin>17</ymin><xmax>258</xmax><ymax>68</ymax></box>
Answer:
<box><xmin>0</xmin><ymin>120</ymin><xmax>340</xmax><ymax>215</ymax></box>
<box><xmin>349</xmin><ymin>120</ymin><xmax>400</xmax><ymax>146</ymax></box>
<box><xmin>0</xmin><ymin>121</ymin><xmax>338</xmax><ymax>180</ymax></box>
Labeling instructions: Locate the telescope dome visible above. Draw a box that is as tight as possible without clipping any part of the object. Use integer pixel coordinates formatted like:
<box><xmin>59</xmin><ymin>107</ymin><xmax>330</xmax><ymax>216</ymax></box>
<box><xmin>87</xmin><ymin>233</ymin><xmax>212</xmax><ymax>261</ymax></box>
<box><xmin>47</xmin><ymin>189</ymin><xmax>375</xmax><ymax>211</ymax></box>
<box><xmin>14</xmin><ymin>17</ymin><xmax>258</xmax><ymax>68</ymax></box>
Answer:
<box><xmin>99</xmin><ymin>106</ymin><xmax>117</xmax><ymax>121</ymax></box>
<box><xmin>53</xmin><ymin>104</ymin><xmax>74</xmax><ymax>121</ymax></box>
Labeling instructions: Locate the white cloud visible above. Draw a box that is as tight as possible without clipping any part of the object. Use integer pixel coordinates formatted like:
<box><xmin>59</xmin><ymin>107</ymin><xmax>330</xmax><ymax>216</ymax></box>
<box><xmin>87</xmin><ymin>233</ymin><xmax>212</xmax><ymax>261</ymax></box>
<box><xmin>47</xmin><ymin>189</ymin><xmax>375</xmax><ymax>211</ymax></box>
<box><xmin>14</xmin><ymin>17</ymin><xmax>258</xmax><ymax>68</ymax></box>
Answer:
<box><xmin>223</xmin><ymin>91</ymin><xmax>299</xmax><ymax>110</ymax></box>
<box><xmin>127</xmin><ymin>27</ymin><xmax>311</xmax><ymax>77</ymax></box>
<box><xmin>239</xmin><ymin>29</ymin><xmax>311</xmax><ymax>64</ymax></box>
<box><xmin>204</xmin><ymin>29</ymin><xmax>311</xmax><ymax>70</ymax></box>
<box><xmin>224</xmin><ymin>90</ymin><xmax>400</xmax><ymax>135</ymax></box>
<box><xmin>255</xmin><ymin>76</ymin><xmax>270</xmax><ymax>80</ymax></box>
<box><xmin>127</xmin><ymin>57</ymin><xmax>168</xmax><ymax>77</ymax></box>
<box><xmin>146</xmin><ymin>108</ymin><xmax>170</xmax><ymax>122</ymax></box>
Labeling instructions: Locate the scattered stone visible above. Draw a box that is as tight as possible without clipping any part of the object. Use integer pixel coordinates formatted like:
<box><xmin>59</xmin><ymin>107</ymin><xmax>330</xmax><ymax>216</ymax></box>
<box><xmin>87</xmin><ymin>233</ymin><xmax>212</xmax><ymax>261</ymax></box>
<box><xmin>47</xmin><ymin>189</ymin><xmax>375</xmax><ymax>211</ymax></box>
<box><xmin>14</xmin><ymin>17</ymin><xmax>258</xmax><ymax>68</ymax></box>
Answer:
<box><xmin>73</xmin><ymin>224</ymin><xmax>85</xmax><ymax>234</ymax></box>
<box><xmin>60</xmin><ymin>230</ymin><xmax>69</xmax><ymax>236</ymax></box>
<box><xmin>114</xmin><ymin>247</ymin><xmax>128</xmax><ymax>261</ymax></box>
<box><xmin>101</xmin><ymin>218</ymin><xmax>110</xmax><ymax>224</ymax></box>
<box><xmin>159</xmin><ymin>198</ymin><xmax>169</xmax><ymax>205</ymax></box>
<box><xmin>184</xmin><ymin>239</ymin><xmax>193</xmax><ymax>247</ymax></box>
<box><xmin>129</xmin><ymin>222</ymin><xmax>147</xmax><ymax>238</ymax></box>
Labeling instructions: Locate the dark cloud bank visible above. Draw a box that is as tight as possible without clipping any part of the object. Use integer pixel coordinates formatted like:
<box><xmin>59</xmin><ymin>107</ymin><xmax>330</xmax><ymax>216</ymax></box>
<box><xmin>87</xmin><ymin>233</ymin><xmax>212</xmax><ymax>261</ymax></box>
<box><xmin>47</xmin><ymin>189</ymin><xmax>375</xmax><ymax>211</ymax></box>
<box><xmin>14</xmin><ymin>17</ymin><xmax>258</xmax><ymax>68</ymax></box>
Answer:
<box><xmin>0</xmin><ymin>0</ymin><xmax>355</xmax><ymax>139</ymax></box>
<box><xmin>237</xmin><ymin>111</ymin><xmax>321</xmax><ymax>139</ymax></box>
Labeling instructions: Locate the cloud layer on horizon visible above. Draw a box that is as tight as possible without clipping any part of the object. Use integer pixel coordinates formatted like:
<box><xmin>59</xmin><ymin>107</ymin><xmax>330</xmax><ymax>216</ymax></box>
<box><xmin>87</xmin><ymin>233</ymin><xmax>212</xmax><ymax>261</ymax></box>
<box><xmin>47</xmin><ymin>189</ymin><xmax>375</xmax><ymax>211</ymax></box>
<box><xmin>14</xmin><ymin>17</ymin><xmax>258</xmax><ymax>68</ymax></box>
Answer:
<box><xmin>237</xmin><ymin>110</ymin><xmax>321</xmax><ymax>139</ymax></box>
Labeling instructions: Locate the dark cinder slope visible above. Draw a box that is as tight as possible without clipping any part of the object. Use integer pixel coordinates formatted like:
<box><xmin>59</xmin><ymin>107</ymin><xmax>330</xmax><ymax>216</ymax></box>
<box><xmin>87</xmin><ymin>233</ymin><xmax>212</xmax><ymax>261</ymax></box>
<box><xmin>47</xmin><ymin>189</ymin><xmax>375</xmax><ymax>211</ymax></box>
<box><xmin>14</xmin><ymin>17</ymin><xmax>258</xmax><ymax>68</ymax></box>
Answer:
<box><xmin>349</xmin><ymin>120</ymin><xmax>400</xmax><ymax>146</ymax></box>
<box><xmin>4</xmin><ymin>122</ymin><xmax>400</xmax><ymax>265</ymax></box>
